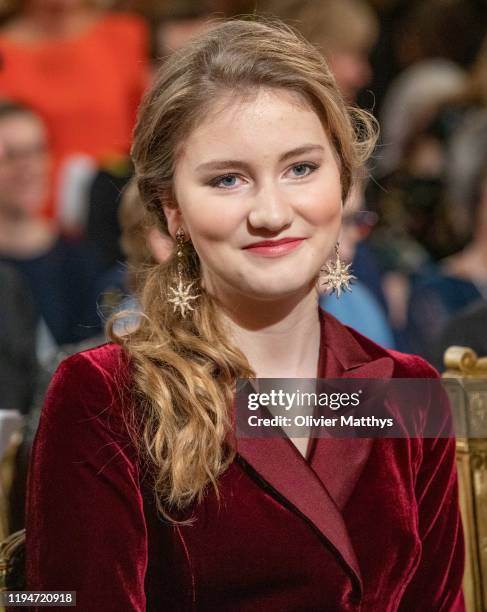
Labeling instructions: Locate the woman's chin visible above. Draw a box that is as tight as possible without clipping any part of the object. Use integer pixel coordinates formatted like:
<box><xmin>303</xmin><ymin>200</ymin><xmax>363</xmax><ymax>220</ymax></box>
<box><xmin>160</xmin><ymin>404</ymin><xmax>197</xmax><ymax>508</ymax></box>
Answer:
<box><xmin>228</xmin><ymin>278</ymin><xmax>316</xmax><ymax>304</ymax></box>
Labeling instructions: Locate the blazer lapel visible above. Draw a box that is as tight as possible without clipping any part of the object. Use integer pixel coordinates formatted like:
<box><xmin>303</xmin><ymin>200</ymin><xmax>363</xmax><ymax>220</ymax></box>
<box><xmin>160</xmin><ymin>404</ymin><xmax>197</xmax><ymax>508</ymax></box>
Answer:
<box><xmin>309</xmin><ymin>357</ymin><xmax>394</xmax><ymax>511</ymax></box>
<box><xmin>237</xmin><ymin>435</ymin><xmax>363</xmax><ymax>593</ymax></box>
<box><xmin>235</xmin><ymin>309</ymin><xmax>394</xmax><ymax>597</ymax></box>
<box><xmin>310</xmin><ymin>311</ymin><xmax>394</xmax><ymax>511</ymax></box>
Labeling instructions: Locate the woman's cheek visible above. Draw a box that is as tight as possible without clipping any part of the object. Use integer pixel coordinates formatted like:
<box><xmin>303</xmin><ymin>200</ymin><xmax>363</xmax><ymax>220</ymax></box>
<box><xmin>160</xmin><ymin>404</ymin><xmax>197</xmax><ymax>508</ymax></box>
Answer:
<box><xmin>301</xmin><ymin>196</ymin><xmax>342</xmax><ymax>227</ymax></box>
<box><xmin>189</xmin><ymin>199</ymin><xmax>247</xmax><ymax>242</ymax></box>
<box><xmin>295</xmin><ymin>175</ymin><xmax>342</xmax><ymax>223</ymax></box>
<box><xmin>191</xmin><ymin>217</ymin><xmax>238</xmax><ymax>244</ymax></box>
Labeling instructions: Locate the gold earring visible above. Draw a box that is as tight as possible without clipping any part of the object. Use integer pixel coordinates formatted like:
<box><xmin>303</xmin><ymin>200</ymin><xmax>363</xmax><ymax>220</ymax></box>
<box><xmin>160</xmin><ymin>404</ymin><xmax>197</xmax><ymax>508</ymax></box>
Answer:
<box><xmin>320</xmin><ymin>242</ymin><xmax>356</xmax><ymax>298</ymax></box>
<box><xmin>167</xmin><ymin>227</ymin><xmax>200</xmax><ymax>318</ymax></box>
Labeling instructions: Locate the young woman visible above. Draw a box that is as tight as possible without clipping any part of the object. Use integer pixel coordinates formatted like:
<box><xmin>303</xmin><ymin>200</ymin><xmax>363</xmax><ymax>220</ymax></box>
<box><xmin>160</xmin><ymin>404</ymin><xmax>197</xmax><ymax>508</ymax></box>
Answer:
<box><xmin>25</xmin><ymin>19</ymin><xmax>465</xmax><ymax>611</ymax></box>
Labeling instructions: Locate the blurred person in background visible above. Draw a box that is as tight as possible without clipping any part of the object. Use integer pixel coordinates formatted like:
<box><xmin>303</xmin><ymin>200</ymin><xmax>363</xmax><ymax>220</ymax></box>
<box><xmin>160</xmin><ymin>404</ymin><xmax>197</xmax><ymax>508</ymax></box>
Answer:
<box><xmin>257</xmin><ymin>0</ymin><xmax>379</xmax><ymax>104</ymax></box>
<box><xmin>436</xmin><ymin>300</ymin><xmax>487</xmax><ymax>365</ymax></box>
<box><xmin>378</xmin><ymin>0</ymin><xmax>485</xmax><ymax>176</ymax></box>
<box><xmin>0</xmin><ymin>100</ymin><xmax>102</xmax><ymax>350</ymax></box>
<box><xmin>118</xmin><ymin>180</ymin><xmax>173</xmax><ymax>290</ymax></box>
<box><xmin>96</xmin><ymin>178</ymin><xmax>173</xmax><ymax>331</ymax></box>
<box><xmin>365</xmin><ymin>25</ymin><xmax>487</xmax><ymax>349</ymax></box>
<box><xmin>0</xmin><ymin>262</ymin><xmax>37</xmax><ymax>532</ymax></box>
<box><xmin>0</xmin><ymin>0</ymin><xmax>150</xmax><ymax>219</ymax></box>
<box><xmin>439</xmin><ymin>35</ymin><xmax>487</xmax><ymax>239</ymax></box>
<box><xmin>378</xmin><ymin>31</ymin><xmax>487</xmax><ymax>243</ymax></box>
<box><xmin>0</xmin><ymin>262</ymin><xmax>37</xmax><ymax>416</ymax></box>
<box><xmin>407</xmin><ymin>155</ymin><xmax>487</xmax><ymax>369</ymax></box>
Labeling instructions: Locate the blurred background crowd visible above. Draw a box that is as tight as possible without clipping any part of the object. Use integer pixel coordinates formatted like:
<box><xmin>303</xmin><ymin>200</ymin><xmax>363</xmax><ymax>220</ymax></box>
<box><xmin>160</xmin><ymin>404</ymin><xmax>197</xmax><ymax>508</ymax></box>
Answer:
<box><xmin>0</xmin><ymin>0</ymin><xmax>486</xmax><ymax>533</ymax></box>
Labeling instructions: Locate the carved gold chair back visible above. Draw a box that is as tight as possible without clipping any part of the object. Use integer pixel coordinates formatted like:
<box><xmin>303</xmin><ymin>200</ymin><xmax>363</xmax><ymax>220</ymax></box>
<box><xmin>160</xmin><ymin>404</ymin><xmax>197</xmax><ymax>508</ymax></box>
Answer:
<box><xmin>443</xmin><ymin>346</ymin><xmax>487</xmax><ymax>612</ymax></box>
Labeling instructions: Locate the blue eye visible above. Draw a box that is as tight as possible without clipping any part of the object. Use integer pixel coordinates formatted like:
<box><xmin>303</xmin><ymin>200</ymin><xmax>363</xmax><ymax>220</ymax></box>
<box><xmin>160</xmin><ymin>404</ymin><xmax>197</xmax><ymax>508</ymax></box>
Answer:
<box><xmin>209</xmin><ymin>174</ymin><xmax>240</xmax><ymax>189</ymax></box>
<box><xmin>220</xmin><ymin>175</ymin><xmax>237</xmax><ymax>187</ymax></box>
<box><xmin>290</xmin><ymin>163</ymin><xmax>317</xmax><ymax>178</ymax></box>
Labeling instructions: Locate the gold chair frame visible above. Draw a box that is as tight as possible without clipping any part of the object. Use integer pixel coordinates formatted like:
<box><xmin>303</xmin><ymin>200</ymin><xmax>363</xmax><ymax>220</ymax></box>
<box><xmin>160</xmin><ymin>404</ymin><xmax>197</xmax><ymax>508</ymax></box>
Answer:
<box><xmin>443</xmin><ymin>346</ymin><xmax>487</xmax><ymax>612</ymax></box>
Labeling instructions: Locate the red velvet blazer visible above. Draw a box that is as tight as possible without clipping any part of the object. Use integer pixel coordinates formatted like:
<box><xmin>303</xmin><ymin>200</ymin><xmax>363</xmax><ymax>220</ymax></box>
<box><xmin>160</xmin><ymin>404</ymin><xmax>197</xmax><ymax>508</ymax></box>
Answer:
<box><xmin>25</xmin><ymin>310</ymin><xmax>465</xmax><ymax>611</ymax></box>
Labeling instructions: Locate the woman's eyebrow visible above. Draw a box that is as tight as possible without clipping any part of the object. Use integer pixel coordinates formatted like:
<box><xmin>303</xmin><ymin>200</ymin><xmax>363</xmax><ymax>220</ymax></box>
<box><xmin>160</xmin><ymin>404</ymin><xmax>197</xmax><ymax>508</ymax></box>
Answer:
<box><xmin>279</xmin><ymin>144</ymin><xmax>325</xmax><ymax>162</ymax></box>
<box><xmin>195</xmin><ymin>144</ymin><xmax>325</xmax><ymax>173</ymax></box>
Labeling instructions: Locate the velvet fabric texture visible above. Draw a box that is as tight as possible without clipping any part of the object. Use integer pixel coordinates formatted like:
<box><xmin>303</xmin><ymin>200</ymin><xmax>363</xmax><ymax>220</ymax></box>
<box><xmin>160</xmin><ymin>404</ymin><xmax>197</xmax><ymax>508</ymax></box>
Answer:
<box><xmin>25</xmin><ymin>310</ymin><xmax>465</xmax><ymax>611</ymax></box>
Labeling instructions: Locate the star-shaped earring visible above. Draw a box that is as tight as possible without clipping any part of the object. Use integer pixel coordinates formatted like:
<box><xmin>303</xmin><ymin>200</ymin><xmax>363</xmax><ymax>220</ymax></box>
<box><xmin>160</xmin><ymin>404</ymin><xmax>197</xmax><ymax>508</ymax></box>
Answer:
<box><xmin>167</xmin><ymin>227</ymin><xmax>200</xmax><ymax>318</ymax></box>
<box><xmin>168</xmin><ymin>279</ymin><xmax>200</xmax><ymax>318</ymax></box>
<box><xmin>320</xmin><ymin>243</ymin><xmax>356</xmax><ymax>298</ymax></box>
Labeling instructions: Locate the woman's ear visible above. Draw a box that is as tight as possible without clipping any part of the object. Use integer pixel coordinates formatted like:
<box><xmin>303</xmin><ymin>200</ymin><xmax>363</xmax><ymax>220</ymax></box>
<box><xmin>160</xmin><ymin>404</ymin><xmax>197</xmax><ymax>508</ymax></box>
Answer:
<box><xmin>147</xmin><ymin>228</ymin><xmax>174</xmax><ymax>264</ymax></box>
<box><xmin>161</xmin><ymin>192</ymin><xmax>186</xmax><ymax>239</ymax></box>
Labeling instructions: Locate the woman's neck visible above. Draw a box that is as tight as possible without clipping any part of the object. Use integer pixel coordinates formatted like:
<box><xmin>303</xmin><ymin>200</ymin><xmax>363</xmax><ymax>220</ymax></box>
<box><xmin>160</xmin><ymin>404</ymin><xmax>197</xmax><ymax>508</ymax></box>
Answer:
<box><xmin>222</xmin><ymin>289</ymin><xmax>322</xmax><ymax>379</ymax></box>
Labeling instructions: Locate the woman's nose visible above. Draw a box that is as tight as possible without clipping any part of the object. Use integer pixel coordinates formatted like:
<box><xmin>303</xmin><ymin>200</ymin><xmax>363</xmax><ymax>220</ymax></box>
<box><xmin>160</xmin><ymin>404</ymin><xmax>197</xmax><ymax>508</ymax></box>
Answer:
<box><xmin>247</xmin><ymin>182</ymin><xmax>294</xmax><ymax>232</ymax></box>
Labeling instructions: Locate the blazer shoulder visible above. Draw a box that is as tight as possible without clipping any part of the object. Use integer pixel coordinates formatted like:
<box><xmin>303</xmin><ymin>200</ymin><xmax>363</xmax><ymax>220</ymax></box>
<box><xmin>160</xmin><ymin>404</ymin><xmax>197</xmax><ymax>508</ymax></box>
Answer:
<box><xmin>344</xmin><ymin>322</ymin><xmax>439</xmax><ymax>379</ymax></box>
<box><xmin>57</xmin><ymin>341</ymin><xmax>129</xmax><ymax>381</ymax></box>
<box><xmin>387</xmin><ymin>349</ymin><xmax>440</xmax><ymax>379</ymax></box>
<box><xmin>43</xmin><ymin>343</ymin><xmax>132</xmax><ymax>423</ymax></box>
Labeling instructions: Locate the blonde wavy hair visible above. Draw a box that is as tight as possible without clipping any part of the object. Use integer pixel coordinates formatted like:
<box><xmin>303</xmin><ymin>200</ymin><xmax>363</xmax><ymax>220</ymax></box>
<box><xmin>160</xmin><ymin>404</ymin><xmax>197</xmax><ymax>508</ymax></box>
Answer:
<box><xmin>108</xmin><ymin>17</ymin><xmax>378</xmax><ymax>521</ymax></box>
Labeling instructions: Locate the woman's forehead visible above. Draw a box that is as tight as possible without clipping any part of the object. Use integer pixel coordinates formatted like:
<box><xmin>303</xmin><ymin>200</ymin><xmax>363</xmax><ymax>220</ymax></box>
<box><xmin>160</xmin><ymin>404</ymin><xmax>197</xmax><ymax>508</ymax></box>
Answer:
<box><xmin>178</xmin><ymin>88</ymin><xmax>329</xmax><ymax>163</ymax></box>
<box><xmin>195</xmin><ymin>87</ymin><xmax>316</xmax><ymax>127</ymax></box>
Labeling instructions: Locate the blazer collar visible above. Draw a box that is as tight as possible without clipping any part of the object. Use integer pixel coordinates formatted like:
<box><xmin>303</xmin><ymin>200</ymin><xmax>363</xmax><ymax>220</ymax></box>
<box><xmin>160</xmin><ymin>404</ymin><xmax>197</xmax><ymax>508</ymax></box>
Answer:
<box><xmin>318</xmin><ymin>307</ymin><xmax>394</xmax><ymax>378</ymax></box>
<box><xmin>236</xmin><ymin>308</ymin><xmax>394</xmax><ymax>597</ymax></box>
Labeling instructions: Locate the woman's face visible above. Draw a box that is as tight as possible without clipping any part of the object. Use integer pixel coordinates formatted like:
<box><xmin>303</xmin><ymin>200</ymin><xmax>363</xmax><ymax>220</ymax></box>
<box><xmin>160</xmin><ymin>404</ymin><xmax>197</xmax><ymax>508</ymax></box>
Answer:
<box><xmin>168</xmin><ymin>88</ymin><xmax>343</xmax><ymax>305</ymax></box>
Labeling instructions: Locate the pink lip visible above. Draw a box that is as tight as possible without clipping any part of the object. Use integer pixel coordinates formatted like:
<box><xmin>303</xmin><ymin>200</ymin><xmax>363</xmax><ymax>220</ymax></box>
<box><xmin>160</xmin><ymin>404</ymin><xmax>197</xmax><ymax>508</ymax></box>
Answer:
<box><xmin>242</xmin><ymin>237</ymin><xmax>305</xmax><ymax>257</ymax></box>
